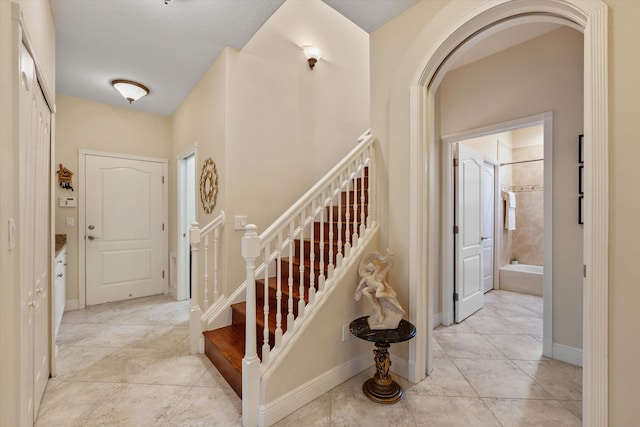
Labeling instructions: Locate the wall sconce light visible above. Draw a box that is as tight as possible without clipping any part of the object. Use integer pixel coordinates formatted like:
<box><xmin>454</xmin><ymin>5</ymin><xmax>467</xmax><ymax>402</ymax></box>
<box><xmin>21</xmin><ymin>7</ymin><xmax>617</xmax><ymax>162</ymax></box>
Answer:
<box><xmin>302</xmin><ymin>46</ymin><xmax>322</xmax><ymax>70</ymax></box>
<box><xmin>111</xmin><ymin>79</ymin><xmax>150</xmax><ymax>104</ymax></box>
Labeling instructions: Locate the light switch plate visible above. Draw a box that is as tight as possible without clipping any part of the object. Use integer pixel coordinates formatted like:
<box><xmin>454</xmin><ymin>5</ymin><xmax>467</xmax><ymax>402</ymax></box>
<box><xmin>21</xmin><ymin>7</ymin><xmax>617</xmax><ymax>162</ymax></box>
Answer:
<box><xmin>234</xmin><ymin>215</ymin><xmax>248</xmax><ymax>230</ymax></box>
<box><xmin>66</xmin><ymin>217</ymin><xmax>74</xmax><ymax>227</ymax></box>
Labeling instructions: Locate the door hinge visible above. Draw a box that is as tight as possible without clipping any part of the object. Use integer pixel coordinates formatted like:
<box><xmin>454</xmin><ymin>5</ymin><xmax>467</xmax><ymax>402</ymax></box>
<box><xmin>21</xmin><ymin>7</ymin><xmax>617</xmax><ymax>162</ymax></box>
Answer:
<box><xmin>454</xmin><ymin>292</ymin><xmax>459</xmax><ymax>302</ymax></box>
<box><xmin>162</xmin><ymin>223</ymin><xmax>165</xmax><ymax>231</ymax></box>
<box><xmin>453</xmin><ymin>158</ymin><xmax>459</xmax><ymax>167</ymax></box>
<box><xmin>453</xmin><ymin>225</ymin><xmax>459</xmax><ymax>234</ymax></box>
<box><xmin>584</xmin><ymin>264</ymin><xmax>587</xmax><ymax>278</ymax></box>
<box><xmin>162</xmin><ymin>270</ymin><xmax>165</xmax><ymax>279</ymax></box>
<box><xmin>162</xmin><ymin>175</ymin><xmax>165</xmax><ymax>184</ymax></box>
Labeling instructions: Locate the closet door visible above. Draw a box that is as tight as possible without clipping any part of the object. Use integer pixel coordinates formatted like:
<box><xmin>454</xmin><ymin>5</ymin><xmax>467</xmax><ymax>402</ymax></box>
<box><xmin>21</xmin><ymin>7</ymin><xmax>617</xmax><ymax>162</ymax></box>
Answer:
<box><xmin>19</xmin><ymin>41</ymin><xmax>51</xmax><ymax>423</ymax></box>
<box><xmin>32</xmin><ymin>85</ymin><xmax>51</xmax><ymax>416</ymax></box>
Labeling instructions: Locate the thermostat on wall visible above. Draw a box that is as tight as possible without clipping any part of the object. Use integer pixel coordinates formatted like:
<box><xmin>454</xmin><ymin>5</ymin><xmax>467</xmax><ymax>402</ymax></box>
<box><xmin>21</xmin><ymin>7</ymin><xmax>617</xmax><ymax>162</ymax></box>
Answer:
<box><xmin>59</xmin><ymin>196</ymin><xmax>77</xmax><ymax>207</ymax></box>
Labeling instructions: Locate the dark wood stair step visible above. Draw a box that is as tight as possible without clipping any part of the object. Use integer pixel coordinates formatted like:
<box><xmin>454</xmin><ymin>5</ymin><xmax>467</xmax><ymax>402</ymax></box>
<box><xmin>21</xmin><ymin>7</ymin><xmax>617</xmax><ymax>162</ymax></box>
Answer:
<box><xmin>203</xmin><ymin>325</ymin><xmax>245</xmax><ymax>398</ymax></box>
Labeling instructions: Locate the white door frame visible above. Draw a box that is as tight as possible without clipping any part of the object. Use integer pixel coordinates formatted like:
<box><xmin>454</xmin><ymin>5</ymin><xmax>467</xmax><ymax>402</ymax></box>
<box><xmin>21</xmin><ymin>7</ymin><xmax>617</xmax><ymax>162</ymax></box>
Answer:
<box><xmin>177</xmin><ymin>144</ymin><xmax>198</xmax><ymax>301</ymax></box>
<box><xmin>405</xmin><ymin>1</ymin><xmax>608</xmax><ymax>424</ymax></box>
<box><xmin>485</xmin><ymin>158</ymin><xmax>500</xmax><ymax>294</ymax></box>
<box><xmin>78</xmin><ymin>150</ymin><xmax>169</xmax><ymax>309</ymax></box>
<box><xmin>441</xmin><ymin>113</ymin><xmax>553</xmax><ymax>359</ymax></box>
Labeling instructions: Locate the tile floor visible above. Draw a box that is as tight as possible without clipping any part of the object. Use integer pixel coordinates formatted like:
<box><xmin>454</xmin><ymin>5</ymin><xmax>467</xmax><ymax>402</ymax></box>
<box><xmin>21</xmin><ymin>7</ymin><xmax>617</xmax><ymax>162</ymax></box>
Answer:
<box><xmin>36</xmin><ymin>290</ymin><xmax>582</xmax><ymax>426</ymax></box>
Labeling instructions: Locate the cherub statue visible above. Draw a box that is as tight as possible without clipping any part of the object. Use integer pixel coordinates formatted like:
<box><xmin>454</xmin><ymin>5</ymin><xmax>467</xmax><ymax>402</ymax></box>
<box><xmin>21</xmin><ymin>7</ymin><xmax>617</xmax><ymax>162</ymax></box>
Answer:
<box><xmin>355</xmin><ymin>250</ymin><xmax>405</xmax><ymax>330</ymax></box>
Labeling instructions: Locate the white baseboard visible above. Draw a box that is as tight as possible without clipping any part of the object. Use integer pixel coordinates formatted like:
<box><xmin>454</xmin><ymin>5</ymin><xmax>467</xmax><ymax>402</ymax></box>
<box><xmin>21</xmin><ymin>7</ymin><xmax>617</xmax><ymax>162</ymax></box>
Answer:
<box><xmin>433</xmin><ymin>311</ymin><xmax>442</xmax><ymax>328</ymax></box>
<box><xmin>260</xmin><ymin>352</ymin><xmax>372</xmax><ymax>426</ymax></box>
<box><xmin>553</xmin><ymin>343</ymin><xmax>583</xmax><ymax>367</ymax></box>
<box><xmin>65</xmin><ymin>299</ymin><xmax>78</xmax><ymax>311</ymax></box>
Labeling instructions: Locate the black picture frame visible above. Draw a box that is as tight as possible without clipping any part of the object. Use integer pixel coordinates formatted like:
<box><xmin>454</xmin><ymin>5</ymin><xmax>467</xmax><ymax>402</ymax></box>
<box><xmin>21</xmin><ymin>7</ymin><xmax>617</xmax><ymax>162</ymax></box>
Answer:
<box><xmin>579</xmin><ymin>195</ymin><xmax>584</xmax><ymax>225</ymax></box>
<box><xmin>578</xmin><ymin>134</ymin><xmax>584</xmax><ymax>164</ymax></box>
<box><xmin>579</xmin><ymin>165</ymin><xmax>584</xmax><ymax>195</ymax></box>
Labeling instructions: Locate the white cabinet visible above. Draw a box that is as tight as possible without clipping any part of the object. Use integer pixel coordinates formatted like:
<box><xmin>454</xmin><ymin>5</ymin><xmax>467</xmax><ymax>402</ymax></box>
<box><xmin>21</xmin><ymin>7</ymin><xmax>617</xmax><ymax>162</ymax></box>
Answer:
<box><xmin>54</xmin><ymin>247</ymin><xmax>66</xmax><ymax>338</ymax></box>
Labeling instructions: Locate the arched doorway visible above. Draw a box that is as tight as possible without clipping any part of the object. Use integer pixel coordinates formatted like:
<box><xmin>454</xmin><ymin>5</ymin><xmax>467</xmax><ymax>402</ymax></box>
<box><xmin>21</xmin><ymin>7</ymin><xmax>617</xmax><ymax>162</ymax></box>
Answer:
<box><xmin>396</xmin><ymin>1</ymin><xmax>607</xmax><ymax>424</ymax></box>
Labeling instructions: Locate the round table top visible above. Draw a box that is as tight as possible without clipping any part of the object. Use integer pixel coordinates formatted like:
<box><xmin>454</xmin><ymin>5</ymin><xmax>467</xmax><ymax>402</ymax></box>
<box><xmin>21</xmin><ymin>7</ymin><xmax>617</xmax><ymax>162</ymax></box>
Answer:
<box><xmin>349</xmin><ymin>316</ymin><xmax>416</xmax><ymax>344</ymax></box>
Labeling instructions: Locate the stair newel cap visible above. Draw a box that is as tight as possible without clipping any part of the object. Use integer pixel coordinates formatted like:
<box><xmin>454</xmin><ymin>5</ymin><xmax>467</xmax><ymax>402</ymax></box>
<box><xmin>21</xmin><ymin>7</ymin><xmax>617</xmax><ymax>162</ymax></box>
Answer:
<box><xmin>190</xmin><ymin>221</ymin><xmax>201</xmax><ymax>245</ymax></box>
<box><xmin>242</xmin><ymin>224</ymin><xmax>260</xmax><ymax>259</ymax></box>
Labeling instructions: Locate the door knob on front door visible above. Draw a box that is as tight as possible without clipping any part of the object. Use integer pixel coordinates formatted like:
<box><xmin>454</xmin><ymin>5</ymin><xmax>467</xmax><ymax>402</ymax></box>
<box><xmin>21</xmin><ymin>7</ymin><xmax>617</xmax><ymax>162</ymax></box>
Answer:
<box><xmin>88</xmin><ymin>225</ymin><xmax>95</xmax><ymax>230</ymax></box>
<box><xmin>87</xmin><ymin>235</ymin><xmax>101</xmax><ymax>241</ymax></box>
<box><xmin>481</xmin><ymin>236</ymin><xmax>489</xmax><ymax>241</ymax></box>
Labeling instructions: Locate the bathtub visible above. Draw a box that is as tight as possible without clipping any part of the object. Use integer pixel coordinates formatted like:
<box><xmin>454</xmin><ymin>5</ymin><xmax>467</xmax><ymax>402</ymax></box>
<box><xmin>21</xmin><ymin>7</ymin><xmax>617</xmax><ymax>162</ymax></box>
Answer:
<box><xmin>499</xmin><ymin>264</ymin><xmax>543</xmax><ymax>296</ymax></box>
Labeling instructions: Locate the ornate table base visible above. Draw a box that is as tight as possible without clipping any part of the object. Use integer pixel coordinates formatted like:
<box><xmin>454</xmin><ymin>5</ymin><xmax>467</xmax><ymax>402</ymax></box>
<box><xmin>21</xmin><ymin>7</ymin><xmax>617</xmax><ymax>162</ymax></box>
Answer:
<box><xmin>362</xmin><ymin>343</ymin><xmax>404</xmax><ymax>403</ymax></box>
<box><xmin>349</xmin><ymin>316</ymin><xmax>416</xmax><ymax>405</ymax></box>
<box><xmin>362</xmin><ymin>343</ymin><xmax>403</xmax><ymax>404</ymax></box>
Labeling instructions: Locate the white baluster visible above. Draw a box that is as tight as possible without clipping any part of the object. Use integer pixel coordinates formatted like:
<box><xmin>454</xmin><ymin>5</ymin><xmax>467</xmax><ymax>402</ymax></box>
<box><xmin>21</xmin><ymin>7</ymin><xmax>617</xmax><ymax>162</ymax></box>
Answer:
<box><xmin>353</xmin><ymin>163</ymin><xmax>360</xmax><ymax>249</ymax></box>
<box><xmin>336</xmin><ymin>178</ymin><xmax>343</xmax><ymax>270</ymax></box>
<box><xmin>242</xmin><ymin>225</ymin><xmax>260</xmax><ymax>427</ymax></box>
<box><xmin>308</xmin><ymin>202</ymin><xmax>316</xmax><ymax>304</ymax></box>
<box><xmin>318</xmin><ymin>189</ymin><xmax>326</xmax><ymax>292</ymax></box>
<box><xmin>327</xmin><ymin>182</ymin><xmax>335</xmax><ymax>280</ymax></box>
<box><xmin>189</xmin><ymin>221</ymin><xmax>202</xmax><ymax>354</ymax></box>
<box><xmin>213</xmin><ymin>226</ymin><xmax>220</xmax><ymax>302</ymax></box>
<box><xmin>298</xmin><ymin>212</ymin><xmax>306</xmax><ymax>318</ymax></box>
<box><xmin>367</xmin><ymin>145</ymin><xmax>374</xmax><ymax>229</ymax></box>
<box><xmin>275</xmin><ymin>232</ymin><xmax>283</xmax><ymax>347</ymax></box>
<box><xmin>262</xmin><ymin>246</ymin><xmax>270</xmax><ymax>364</ymax></box>
<box><xmin>287</xmin><ymin>222</ymin><xmax>295</xmax><ymax>331</ymax></box>
<box><xmin>360</xmin><ymin>161</ymin><xmax>367</xmax><ymax>238</ymax></box>
<box><xmin>203</xmin><ymin>234</ymin><xmax>209</xmax><ymax>310</ymax></box>
<box><xmin>344</xmin><ymin>169</ymin><xmax>351</xmax><ymax>259</ymax></box>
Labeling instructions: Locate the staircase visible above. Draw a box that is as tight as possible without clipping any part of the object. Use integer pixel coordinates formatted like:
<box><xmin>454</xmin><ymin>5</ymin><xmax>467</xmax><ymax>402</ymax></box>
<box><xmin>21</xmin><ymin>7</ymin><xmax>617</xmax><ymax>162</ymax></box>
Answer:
<box><xmin>203</xmin><ymin>169</ymin><xmax>369</xmax><ymax>398</ymax></box>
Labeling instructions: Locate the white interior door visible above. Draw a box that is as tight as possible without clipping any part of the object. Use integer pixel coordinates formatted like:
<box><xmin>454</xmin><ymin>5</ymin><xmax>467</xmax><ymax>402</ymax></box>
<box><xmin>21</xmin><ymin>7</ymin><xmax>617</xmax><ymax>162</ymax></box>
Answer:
<box><xmin>19</xmin><ymin>41</ymin><xmax>51</xmax><ymax>422</ymax></box>
<box><xmin>85</xmin><ymin>155</ymin><xmax>166</xmax><ymax>305</ymax></box>
<box><xmin>454</xmin><ymin>144</ymin><xmax>484</xmax><ymax>322</ymax></box>
<box><xmin>482</xmin><ymin>161</ymin><xmax>495</xmax><ymax>293</ymax></box>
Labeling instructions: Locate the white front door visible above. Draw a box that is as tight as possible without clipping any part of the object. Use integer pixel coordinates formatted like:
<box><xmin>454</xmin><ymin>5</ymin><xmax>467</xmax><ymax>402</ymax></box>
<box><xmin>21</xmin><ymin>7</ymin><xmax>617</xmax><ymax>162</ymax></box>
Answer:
<box><xmin>482</xmin><ymin>161</ymin><xmax>495</xmax><ymax>293</ymax></box>
<box><xmin>454</xmin><ymin>144</ymin><xmax>484</xmax><ymax>322</ymax></box>
<box><xmin>85</xmin><ymin>155</ymin><xmax>166</xmax><ymax>305</ymax></box>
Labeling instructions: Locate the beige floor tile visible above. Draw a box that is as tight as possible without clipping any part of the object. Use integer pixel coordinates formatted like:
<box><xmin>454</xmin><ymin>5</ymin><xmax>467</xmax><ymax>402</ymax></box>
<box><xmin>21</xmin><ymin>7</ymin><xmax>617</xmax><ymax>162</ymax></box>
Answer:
<box><xmin>405</xmin><ymin>395</ymin><xmax>501</xmax><ymax>427</ymax></box>
<box><xmin>465</xmin><ymin>315</ymin><xmax>527</xmax><ymax>335</ymax></box>
<box><xmin>436</xmin><ymin>334</ymin><xmax>506</xmax><ymax>359</ymax></box>
<box><xmin>431</xmin><ymin>338</ymin><xmax>447</xmax><ymax>358</ymax></box>
<box><xmin>129</xmin><ymin>352</ymin><xmax>211</xmax><ymax>386</ymax></box>
<box><xmin>406</xmin><ymin>358</ymin><xmax>478</xmax><ymax>397</ymax></box>
<box><xmin>559</xmin><ymin>400</ymin><xmax>583</xmax><ymax>420</ymax></box>
<box><xmin>483</xmin><ymin>334</ymin><xmax>544</xmax><ymax>360</ymax></box>
<box><xmin>484</xmin><ymin>302</ymin><xmax>541</xmax><ymax>318</ymax></box>
<box><xmin>80</xmin><ymin>383</ymin><xmax>189</xmax><ymax>427</ymax></box>
<box><xmin>453</xmin><ymin>359</ymin><xmax>553</xmax><ymax>399</ymax></box>
<box><xmin>501</xmin><ymin>316</ymin><xmax>543</xmax><ymax>336</ymax></box>
<box><xmin>158</xmin><ymin>386</ymin><xmax>242</xmax><ymax>426</ymax></box>
<box><xmin>515</xmin><ymin>359</ymin><xmax>582</xmax><ymax>400</ymax></box>
<box><xmin>329</xmin><ymin>384</ymin><xmax>417</xmax><ymax>427</ymax></box>
<box><xmin>434</xmin><ymin>321</ymin><xmax>477</xmax><ymax>336</ymax></box>
<box><xmin>483</xmin><ymin>398</ymin><xmax>581</xmax><ymax>426</ymax></box>
<box><xmin>35</xmin><ymin>381</ymin><xmax>121</xmax><ymax>427</ymax></box>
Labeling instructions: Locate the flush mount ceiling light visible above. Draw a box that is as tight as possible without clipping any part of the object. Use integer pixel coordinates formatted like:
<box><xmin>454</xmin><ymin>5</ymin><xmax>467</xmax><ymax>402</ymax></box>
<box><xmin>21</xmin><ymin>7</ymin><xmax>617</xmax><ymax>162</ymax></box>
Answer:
<box><xmin>111</xmin><ymin>79</ymin><xmax>150</xmax><ymax>104</ymax></box>
<box><xmin>302</xmin><ymin>45</ymin><xmax>322</xmax><ymax>70</ymax></box>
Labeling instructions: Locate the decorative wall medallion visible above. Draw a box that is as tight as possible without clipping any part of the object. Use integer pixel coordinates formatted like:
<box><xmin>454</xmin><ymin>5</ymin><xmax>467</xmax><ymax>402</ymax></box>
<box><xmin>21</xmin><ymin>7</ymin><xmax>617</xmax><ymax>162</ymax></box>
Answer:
<box><xmin>199</xmin><ymin>157</ymin><xmax>218</xmax><ymax>214</ymax></box>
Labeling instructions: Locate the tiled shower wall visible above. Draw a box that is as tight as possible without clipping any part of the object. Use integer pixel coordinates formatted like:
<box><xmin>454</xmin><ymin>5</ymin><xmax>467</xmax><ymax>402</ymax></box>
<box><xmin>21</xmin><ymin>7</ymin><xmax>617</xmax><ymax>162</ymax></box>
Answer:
<box><xmin>504</xmin><ymin>145</ymin><xmax>544</xmax><ymax>266</ymax></box>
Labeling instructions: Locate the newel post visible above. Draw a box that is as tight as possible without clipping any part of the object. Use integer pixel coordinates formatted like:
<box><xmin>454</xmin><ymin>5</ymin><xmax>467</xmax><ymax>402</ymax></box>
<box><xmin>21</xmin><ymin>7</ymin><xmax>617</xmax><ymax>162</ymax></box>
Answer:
<box><xmin>189</xmin><ymin>221</ymin><xmax>203</xmax><ymax>354</ymax></box>
<box><xmin>242</xmin><ymin>224</ymin><xmax>260</xmax><ymax>427</ymax></box>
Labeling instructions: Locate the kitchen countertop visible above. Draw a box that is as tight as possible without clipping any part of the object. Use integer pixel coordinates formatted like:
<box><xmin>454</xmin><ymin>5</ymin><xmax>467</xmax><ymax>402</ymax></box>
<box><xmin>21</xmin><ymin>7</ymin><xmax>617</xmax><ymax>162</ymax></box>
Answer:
<box><xmin>55</xmin><ymin>234</ymin><xmax>67</xmax><ymax>255</ymax></box>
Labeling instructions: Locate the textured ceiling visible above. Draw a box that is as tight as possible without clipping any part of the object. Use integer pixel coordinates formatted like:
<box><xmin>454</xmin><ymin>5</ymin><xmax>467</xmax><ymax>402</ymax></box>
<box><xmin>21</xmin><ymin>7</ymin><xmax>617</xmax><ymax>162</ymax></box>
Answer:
<box><xmin>51</xmin><ymin>0</ymin><xmax>417</xmax><ymax>116</ymax></box>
